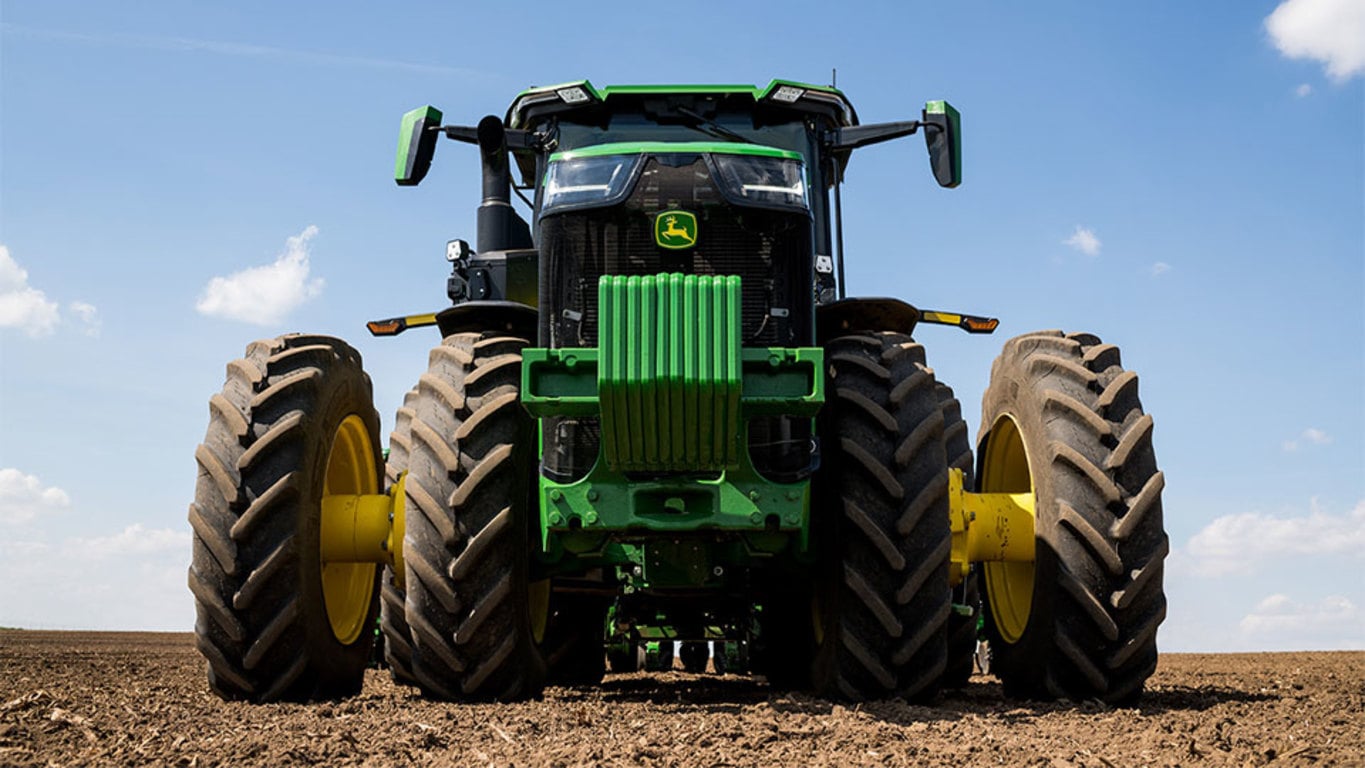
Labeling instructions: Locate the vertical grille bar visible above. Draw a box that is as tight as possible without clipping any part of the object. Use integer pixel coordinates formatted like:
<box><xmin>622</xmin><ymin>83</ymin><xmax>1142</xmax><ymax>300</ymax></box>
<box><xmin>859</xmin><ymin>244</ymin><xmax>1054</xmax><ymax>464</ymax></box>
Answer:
<box><xmin>598</xmin><ymin>273</ymin><xmax>742</xmax><ymax>472</ymax></box>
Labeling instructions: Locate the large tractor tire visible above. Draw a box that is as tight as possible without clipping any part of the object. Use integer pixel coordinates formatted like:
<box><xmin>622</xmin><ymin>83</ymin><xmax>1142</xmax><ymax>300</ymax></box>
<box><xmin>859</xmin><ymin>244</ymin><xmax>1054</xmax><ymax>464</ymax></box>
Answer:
<box><xmin>978</xmin><ymin>331</ymin><xmax>1167</xmax><ymax>704</ymax></box>
<box><xmin>189</xmin><ymin>335</ymin><xmax>383</xmax><ymax>702</ymax></box>
<box><xmin>378</xmin><ymin>389</ymin><xmax>418</xmax><ymax>686</ymax></box>
<box><xmin>680</xmin><ymin>641</ymin><xmax>709</xmax><ymax>674</ymax></box>
<box><xmin>607</xmin><ymin>642</ymin><xmax>644</xmax><ymax>674</ymax></box>
<box><xmin>711</xmin><ymin>640</ymin><xmax>737</xmax><ymax>675</ymax></box>
<box><xmin>543</xmin><ymin>595</ymin><xmax>607</xmax><ymax>686</ymax></box>
<box><xmin>401</xmin><ymin>333</ymin><xmax>547</xmax><ymax>701</ymax></box>
<box><xmin>810</xmin><ymin>332</ymin><xmax>953</xmax><ymax>701</ymax></box>
<box><xmin>937</xmin><ymin>381</ymin><xmax>980</xmax><ymax>689</ymax></box>
<box><xmin>643</xmin><ymin>639</ymin><xmax>675</xmax><ymax>672</ymax></box>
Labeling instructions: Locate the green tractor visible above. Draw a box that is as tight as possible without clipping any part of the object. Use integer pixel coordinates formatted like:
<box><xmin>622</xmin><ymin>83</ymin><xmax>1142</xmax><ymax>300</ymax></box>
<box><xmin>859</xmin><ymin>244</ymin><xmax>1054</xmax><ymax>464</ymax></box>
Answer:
<box><xmin>189</xmin><ymin>80</ymin><xmax>1167</xmax><ymax>704</ymax></box>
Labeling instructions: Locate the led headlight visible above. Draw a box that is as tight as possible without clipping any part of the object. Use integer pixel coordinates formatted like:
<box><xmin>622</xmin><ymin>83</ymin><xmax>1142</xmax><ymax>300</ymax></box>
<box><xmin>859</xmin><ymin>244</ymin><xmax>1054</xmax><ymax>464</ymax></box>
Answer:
<box><xmin>711</xmin><ymin>154</ymin><xmax>807</xmax><ymax>211</ymax></box>
<box><xmin>541</xmin><ymin>154</ymin><xmax>644</xmax><ymax>213</ymax></box>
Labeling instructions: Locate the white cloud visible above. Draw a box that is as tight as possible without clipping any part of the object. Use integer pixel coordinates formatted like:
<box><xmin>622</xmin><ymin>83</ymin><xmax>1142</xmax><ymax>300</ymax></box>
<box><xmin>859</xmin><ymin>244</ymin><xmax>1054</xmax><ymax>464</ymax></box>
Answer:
<box><xmin>0</xmin><ymin>525</ymin><xmax>192</xmax><ymax>630</ymax></box>
<box><xmin>1265</xmin><ymin>0</ymin><xmax>1365</xmax><ymax>81</ymax></box>
<box><xmin>5</xmin><ymin>24</ymin><xmax>488</xmax><ymax>79</ymax></box>
<box><xmin>1302</xmin><ymin>427</ymin><xmax>1331</xmax><ymax>444</ymax></box>
<box><xmin>68</xmin><ymin>301</ymin><xmax>101</xmax><ymax>337</ymax></box>
<box><xmin>64</xmin><ymin>523</ymin><xmax>190</xmax><ymax>558</ymax></box>
<box><xmin>1295</xmin><ymin>82</ymin><xmax>1314</xmax><ymax>97</ymax></box>
<box><xmin>1151</xmin><ymin>262</ymin><xmax>1171</xmax><ymax>277</ymax></box>
<box><xmin>196</xmin><ymin>225</ymin><xmax>324</xmax><ymax>325</ymax></box>
<box><xmin>1063</xmin><ymin>225</ymin><xmax>1101</xmax><ymax>256</ymax></box>
<box><xmin>1282</xmin><ymin>427</ymin><xmax>1332</xmax><ymax>452</ymax></box>
<box><xmin>1239</xmin><ymin>594</ymin><xmax>1364</xmax><ymax>650</ymax></box>
<box><xmin>1185</xmin><ymin>498</ymin><xmax>1365</xmax><ymax>576</ymax></box>
<box><xmin>0</xmin><ymin>245</ymin><xmax>62</xmax><ymax>337</ymax></box>
<box><xmin>0</xmin><ymin>468</ymin><xmax>71</xmax><ymax>525</ymax></box>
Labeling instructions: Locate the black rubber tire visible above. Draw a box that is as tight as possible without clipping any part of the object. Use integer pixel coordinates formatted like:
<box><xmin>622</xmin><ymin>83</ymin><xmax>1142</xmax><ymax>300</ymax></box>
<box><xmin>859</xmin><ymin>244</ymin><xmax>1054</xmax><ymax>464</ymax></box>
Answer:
<box><xmin>642</xmin><ymin>640</ymin><xmax>675</xmax><ymax>672</ymax></box>
<box><xmin>937</xmin><ymin>381</ymin><xmax>979</xmax><ymax>689</ymax></box>
<box><xmin>402</xmin><ymin>333</ymin><xmax>546</xmax><ymax>701</ymax></box>
<box><xmin>607</xmin><ymin>643</ymin><xmax>643</xmax><ymax>674</ymax></box>
<box><xmin>810</xmin><ymin>332</ymin><xmax>952</xmax><ymax>701</ymax></box>
<box><xmin>680</xmin><ymin>641</ymin><xmax>709</xmax><ymax>674</ymax></box>
<box><xmin>978</xmin><ymin>331</ymin><xmax>1167</xmax><ymax>704</ymax></box>
<box><xmin>379</xmin><ymin>388</ymin><xmax>418</xmax><ymax>686</ymax></box>
<box><xmin>543</xmin><ymin>595</ymin><xmax>607</xmax><ymax>686</ymax></box>
<box><xmin>189</xmin><ymin>335</ymin><xmax>383</xmax><ymax>702</ymax></box>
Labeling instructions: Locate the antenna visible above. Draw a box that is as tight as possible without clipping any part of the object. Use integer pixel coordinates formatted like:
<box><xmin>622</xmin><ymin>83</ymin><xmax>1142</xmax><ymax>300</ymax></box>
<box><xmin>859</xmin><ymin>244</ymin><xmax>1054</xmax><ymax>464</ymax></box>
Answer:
<box><xmin>831</xmin><ymin>68</ymin><xmax>837</xmax><ymax>88</ymax></box>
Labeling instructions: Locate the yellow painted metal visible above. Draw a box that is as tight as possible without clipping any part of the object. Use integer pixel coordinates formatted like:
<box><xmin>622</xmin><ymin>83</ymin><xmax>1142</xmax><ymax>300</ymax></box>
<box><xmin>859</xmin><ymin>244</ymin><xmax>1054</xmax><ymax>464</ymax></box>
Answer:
<box><xmin>319</xmin><ymin>474</ymin><xmax>407</xmax><ymax>569</ymax></box>
<box><xmin>921</xmin><ymin>310</ymin><xmax>962</xmax><ymax>326</ymax></box>
<box><xmin>389</xmin><ymin>472</ymin><xmax>406</xmax><ymax>590</ymax></box>
<box><xmin>947</xmin><ymin>469</ymin><xmax>1036</xmax><ymax>587</ymax></box>
<box><xmin>366</xmin><ymin>312</ymin><xmax>440</xmax><ymax>336</ymax></box>
<box><xmin>320</xmin><ymin>493</ymin><xmax>393</xmax><ymax>563</ymax></box>
<box><xmin>319</xmin><ymin>415</ymin><xmax>381</xmax><ymax>645</ymax></box>
<box><xmin>978</xmin><ymin>414</ymin><xmax>1037</xmax><ymax>643</ymax></box>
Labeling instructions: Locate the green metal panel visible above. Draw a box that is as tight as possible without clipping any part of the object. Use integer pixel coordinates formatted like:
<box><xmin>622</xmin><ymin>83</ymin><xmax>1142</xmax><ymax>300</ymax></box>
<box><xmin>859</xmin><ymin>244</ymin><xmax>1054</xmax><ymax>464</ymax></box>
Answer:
<box><xmin>598</xmin><ymin>274</ymin><xmax>743</xmax><ymax>473</ymax></box>
<box><xmin>523</xmin><ymin>346</ymin><xmax>823</xmax><ymax>419</ymax></box>
<box><xmin>551</xmin><ymin>142</ymin><xmax>803</xmax><ymax>162</ymax></box>
<box><xmin>394</xmin><ymin>105</ymin><xmax>442</xmax><ymax>184</ymax></box>
<box><xmin>507</xmin><ymin>79</ymin><xmax>858</xmax><ymax>129</ymax></box>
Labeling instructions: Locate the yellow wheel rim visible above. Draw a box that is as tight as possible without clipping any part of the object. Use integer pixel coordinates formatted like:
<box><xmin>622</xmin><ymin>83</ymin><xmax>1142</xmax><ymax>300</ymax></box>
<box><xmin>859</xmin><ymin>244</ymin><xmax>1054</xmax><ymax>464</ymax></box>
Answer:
<box><xmin>321</xmin><ymin>415</ymin><xmax>379</xmax><ymax>645</ymax></box>
<box><xmin>981</xmin><ymin>415</ymin><xmax>1036</xmax><ymax>643</ymax></box>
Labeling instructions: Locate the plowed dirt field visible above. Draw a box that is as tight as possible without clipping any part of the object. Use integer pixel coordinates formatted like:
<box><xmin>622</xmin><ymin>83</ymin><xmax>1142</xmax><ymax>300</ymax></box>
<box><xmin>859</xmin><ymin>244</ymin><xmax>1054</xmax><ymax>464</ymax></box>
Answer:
<box><xmin>0</xmin><ymin>630</ymin><xmax>1360</xmax><ymax>767</ymax></box>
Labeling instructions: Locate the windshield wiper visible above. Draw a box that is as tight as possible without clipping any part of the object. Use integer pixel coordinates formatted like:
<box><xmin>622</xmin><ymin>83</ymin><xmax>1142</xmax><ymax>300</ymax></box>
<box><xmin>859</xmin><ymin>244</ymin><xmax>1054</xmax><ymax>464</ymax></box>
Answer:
<box><xmin>675</xmin><ymin>107</ymin><xmax>757</xmax><ymax>145</ymax></box>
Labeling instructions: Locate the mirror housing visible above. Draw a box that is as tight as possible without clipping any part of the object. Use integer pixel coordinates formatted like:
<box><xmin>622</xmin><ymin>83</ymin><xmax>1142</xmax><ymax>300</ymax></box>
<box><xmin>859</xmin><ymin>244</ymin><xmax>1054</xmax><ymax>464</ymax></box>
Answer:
<box><xmin>394</xmin><ymin>105</ymin><xmax>443</xmax><ymax>186</ymax></box>
<box><xmin>922</xmin><ymin>100</ymin><xmax>962</xmax><ymax>188</ymax></box>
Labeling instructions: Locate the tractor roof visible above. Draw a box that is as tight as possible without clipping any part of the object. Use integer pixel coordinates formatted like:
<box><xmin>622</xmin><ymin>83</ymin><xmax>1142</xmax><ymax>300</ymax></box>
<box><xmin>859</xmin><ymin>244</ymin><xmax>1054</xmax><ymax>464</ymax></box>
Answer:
<box><xmin>506</xmin><ymin>79</ymin><xmax>859</xmax><ymax>130</ymax></box>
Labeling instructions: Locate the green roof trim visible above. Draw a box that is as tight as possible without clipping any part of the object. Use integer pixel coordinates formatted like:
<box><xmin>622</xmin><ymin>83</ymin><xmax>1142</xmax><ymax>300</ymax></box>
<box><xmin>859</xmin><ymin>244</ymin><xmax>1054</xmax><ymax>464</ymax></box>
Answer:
<box><xmin>550</xmin><ymin>141</ymin><xmax>803</xmax><ymax>163</ymax></box>
<box><xmin>507</xmin><ymin>79</ymin><xmax>857</xmax><ymax>128</ymax></box>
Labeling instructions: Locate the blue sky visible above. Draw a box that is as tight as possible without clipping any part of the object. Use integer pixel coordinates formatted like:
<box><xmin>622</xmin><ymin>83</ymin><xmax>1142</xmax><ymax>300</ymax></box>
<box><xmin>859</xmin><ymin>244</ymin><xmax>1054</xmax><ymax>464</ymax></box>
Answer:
<box><xmin>1</xmin><ymin>1</ymin><xmax>1361</xmax><ymax>651</ymax></box>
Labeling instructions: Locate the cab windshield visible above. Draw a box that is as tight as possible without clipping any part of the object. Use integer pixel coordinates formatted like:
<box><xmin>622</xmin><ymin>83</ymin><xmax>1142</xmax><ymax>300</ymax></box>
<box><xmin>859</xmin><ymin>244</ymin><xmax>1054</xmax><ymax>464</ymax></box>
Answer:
<box><xmin>555</xmin><ymin>114</ymin><xmax>814</xmax><ymax>167</ymax></box>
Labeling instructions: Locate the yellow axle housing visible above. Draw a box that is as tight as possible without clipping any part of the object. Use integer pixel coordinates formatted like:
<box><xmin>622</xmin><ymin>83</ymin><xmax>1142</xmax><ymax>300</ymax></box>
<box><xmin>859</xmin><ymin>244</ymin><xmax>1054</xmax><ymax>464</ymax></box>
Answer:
<box><xmin>319</xmin><ymin>473</ymin><xmax>407</xmax><ymax>589</ymax></box>
<box><xmin>947</xmin><ymin>468</ymin><xmax>1035</xmax><ymax>586</ymax></box>
<box><xmin>314</xmin><ymin>468</ymin><xmax>1032</xmax><ymax>604</ymax></box>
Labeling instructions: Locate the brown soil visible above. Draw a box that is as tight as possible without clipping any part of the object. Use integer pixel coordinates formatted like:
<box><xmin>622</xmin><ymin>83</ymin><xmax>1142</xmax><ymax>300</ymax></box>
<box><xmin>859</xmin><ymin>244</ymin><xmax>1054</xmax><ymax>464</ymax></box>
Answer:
<box><xmin>1</xmin><ymin>630</ymin><xmax>1361</xmax><ymax>767</ymax></box>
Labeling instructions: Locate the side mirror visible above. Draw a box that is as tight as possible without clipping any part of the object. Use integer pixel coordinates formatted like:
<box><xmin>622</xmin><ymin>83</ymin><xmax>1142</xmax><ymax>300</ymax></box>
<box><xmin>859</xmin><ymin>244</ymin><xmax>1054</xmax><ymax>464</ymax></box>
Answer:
<box><xmin>922</xmin><ymin>100</ymin><xmax>962</xmax><ymax>189</ymax></box>
<box><xmin>394</xmin><ymin>105</ymin><xmax>443</xmax><ymax>186</ymax></box>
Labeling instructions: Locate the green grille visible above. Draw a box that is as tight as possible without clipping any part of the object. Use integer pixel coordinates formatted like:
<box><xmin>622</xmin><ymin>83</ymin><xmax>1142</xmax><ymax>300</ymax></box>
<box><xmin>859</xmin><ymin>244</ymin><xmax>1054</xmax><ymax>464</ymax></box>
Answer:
<box><xmin>598</xmin><ymin>273</ymin><xmax>742</xmax><ymax>472</ymax></box>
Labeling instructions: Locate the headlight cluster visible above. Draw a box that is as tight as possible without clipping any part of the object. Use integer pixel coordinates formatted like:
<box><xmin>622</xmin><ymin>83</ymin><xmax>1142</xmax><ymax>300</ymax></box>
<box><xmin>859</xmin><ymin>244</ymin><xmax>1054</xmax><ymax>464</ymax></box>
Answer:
<box><xmin>542</xmin><ymin>154</ymin><xmax>644</xmax><ymax>213</ymax></box>
<box><xmin>711</xmin><ymin>154</ymin><xmax>806</xmax><ymax>211</ymax></box>
<box><xmin>541</xmin><ymin>147</ymin><xmax>807</xmax><ymax>216</ymax></box>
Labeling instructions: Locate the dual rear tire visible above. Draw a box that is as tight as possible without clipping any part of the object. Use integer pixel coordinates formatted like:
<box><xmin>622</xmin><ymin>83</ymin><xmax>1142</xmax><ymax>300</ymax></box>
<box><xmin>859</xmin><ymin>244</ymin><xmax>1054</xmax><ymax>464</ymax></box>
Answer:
<box><xmin>189</xmin><ymin>335</ymin><xmax>383</xmax><ymax>702</ymax></box>
<box><xmin>976</xmin><ymin>331</ymin><xmax>1167</xmax><ymax>704</ymax></box>
<box><xmin>808</xmin><ymin>332</ymin><xmax>953</xmax><ymax>701</ymax></box>
<box><xmin>397</xmin><ymin>333</ymin><xmax>547</xmax><ymax>701</ymax></box>
<box><xmin>802</xmin><ymin>328</ymin><xmax>1166</xmax><ymax>704</ymax></box>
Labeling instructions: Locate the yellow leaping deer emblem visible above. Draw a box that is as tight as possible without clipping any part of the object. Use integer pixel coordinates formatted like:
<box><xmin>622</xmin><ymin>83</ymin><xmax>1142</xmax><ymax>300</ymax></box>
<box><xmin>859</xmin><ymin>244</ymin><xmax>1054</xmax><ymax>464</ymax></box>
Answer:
<box><xmin>654</xmin><ymin>210</ymin><xmax>698</xmax><ymax>249</ymax></box>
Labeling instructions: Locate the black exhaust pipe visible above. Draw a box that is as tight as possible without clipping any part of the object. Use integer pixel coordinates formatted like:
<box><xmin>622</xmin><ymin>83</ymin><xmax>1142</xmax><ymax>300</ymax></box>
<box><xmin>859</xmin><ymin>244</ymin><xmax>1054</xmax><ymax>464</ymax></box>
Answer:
<box><xmin>475</xmin><ymin>115</ymin><xmax>533</xmax><ymax>253</ymax></box>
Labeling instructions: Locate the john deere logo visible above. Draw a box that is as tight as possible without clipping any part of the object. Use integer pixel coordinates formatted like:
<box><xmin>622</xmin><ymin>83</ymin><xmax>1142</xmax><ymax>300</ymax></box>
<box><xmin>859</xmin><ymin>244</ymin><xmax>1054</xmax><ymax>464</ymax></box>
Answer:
<box><xmin>654</xmin><ymin>211</ymin><xmax>698</xmax><ymax>250</ymax></box>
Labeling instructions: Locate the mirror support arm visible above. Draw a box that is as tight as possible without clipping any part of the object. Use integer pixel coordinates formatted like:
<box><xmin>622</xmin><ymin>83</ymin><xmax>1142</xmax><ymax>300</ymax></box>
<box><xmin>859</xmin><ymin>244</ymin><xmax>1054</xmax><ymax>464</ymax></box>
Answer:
<box><xmin>444</xmin><ymin>125</ymin><xmax>541</xmax><ymax>150</ymax></box>
<box><xmin>825</xmin><ymin>120</ymin><xmax>921</xmax><ymax>151</ymax></box>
